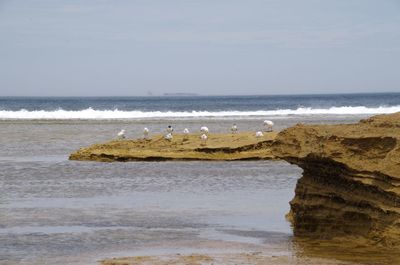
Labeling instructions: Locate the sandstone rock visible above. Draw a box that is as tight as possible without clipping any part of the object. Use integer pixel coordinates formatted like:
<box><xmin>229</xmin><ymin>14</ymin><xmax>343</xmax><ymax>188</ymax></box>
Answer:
<box><xmin>272</xmin><ymin>112</ymin><xmax>400</xmax><ymax>247</ymax></box>
<box><xmin>69</xmin><ymin>132</ymin><xmax>277</xmax><ymax>162</ymax></box>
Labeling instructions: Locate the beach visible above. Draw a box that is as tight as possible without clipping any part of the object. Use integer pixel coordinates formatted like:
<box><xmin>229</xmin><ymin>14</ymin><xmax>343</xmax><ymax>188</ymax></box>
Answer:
<box><xmin>1</xmin><ymin>94</ymin><xmax>399</xmax><ymax>264</ymax></box>
<box><xmin>3</xmin><ymin>0</ymin><xmax>400</xmax><ymax>262</ymax></box>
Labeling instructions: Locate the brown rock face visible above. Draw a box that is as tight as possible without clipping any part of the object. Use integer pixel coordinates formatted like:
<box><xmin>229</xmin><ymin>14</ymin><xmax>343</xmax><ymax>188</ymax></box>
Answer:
<box><xmin>272</xmin><ymin>113</ymin><xmax>400</xmax><ymax>247</ymax></box>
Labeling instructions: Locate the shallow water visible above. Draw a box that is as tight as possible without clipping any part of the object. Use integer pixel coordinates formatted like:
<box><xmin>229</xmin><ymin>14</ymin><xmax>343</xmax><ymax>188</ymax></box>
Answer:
<box><xmin>0</xmin><ymin>157</ymin><xmax>300</xmax><ymax>264</ymax></box>
<box><xmin>0</xmin><ymin>116</ymin><xmax>382</xmax><ymax>265</ymax></box>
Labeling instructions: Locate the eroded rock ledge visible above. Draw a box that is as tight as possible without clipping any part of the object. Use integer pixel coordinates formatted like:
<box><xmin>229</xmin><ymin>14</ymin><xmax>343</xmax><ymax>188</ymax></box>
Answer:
<box><xmin>69</xmin><ymin>132</ymin><xmax>277</xmax><ymax>162</ymax></box>
<box><xmin>272</xmin><ymin>112</ymin><xmax>400</xmax><ymax>246</ymax></box>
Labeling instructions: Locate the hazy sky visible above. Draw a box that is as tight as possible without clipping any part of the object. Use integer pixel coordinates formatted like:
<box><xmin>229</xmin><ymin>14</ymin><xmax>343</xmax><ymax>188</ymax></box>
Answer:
<box><xmin>0</xmin><ymin>0</ymin><xmax>400</xmax><ymax>96</ymax></box>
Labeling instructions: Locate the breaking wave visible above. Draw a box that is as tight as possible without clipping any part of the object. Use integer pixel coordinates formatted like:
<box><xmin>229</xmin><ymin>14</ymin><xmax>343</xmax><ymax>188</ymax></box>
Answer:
<box><xmin>0</xmin><ymin>106</ymin><xmax>399</xmax><ymax>120</ymax></box>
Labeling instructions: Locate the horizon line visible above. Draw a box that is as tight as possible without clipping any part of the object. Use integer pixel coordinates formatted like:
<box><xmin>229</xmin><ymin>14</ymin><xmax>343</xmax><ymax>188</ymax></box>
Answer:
<box><xmin>1</xmin><ymin>91</ymin><xmax>400</xmax><ymax>98</ymax></box>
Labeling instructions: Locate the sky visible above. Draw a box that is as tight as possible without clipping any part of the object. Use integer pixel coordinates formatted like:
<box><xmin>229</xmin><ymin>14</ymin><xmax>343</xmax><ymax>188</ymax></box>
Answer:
<box><xmin>0</xmin><ymin>0</ymin><xmax>400</xmax><ymax>96</ymax></box>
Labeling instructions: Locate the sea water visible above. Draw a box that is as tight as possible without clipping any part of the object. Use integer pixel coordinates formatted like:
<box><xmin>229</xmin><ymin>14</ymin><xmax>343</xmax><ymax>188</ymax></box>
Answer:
<box><xmin>0</xmin><ymin>93</ymin><xmax>399</xmax><ymax>264</ymax></box>
<box><xmin>1</xmin><ymin>93</ymin><xmax>400</xmax><ymax>119</ymax></box>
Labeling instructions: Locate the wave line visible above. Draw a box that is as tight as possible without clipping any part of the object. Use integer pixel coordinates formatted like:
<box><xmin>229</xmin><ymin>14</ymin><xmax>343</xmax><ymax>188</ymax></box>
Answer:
<box><xmin>0</xmin><ymin>106</ymin><xmax>399</xmax><ymax>120</ymax></box>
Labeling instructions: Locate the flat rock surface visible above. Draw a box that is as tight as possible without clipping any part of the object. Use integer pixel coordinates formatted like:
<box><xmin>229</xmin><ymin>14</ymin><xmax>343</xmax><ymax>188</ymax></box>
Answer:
<box><xmin>69</xmin><ymin>132</ymin><xmax>277</xmax><ymax>162</ymax></box>
<box><xmin>273</xmin><ymin>112</ymin><xmax>400</xmax><ymax>179</ymax></box>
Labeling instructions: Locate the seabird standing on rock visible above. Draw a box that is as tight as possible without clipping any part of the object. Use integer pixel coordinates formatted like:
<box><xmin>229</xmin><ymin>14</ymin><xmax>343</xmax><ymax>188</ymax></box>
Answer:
<box><xmin>200</xmin><ymin>133</ymin><xmax>208</xmax><ymax>145</ymax></box>
<box><xmin>143</xmin><ymin>127</ymin><xmax>149</xmax><ymax>139</ymax></box>
<box><xmin>255</xmin><ymin>131</ymin><xmax>264</xmax><ymax>138</ymax></box>
<box><xmin>165</xmin><ymin>133</ymin><xmax>173</xmax><ymax>141</ymax></box>
<box><xmin>230</xmin><ymin>123</ymin><xmax>238</xmax><ymax>134</ymax></box>
<box><xmin>166</xmin><ymin>125</ymin><xmax>174</xmax><ymax>134</ymax></box>
<box><xmin>183</xmin><ymin>128</ymin><xmax>190</xmax><ymax>140</ymax></box>
<box><xmin>200</xmin><ymin>126</ymin><xmax>209</xmax><ymax>134</ymax></box>
<box><xmin>263</xmin><ymin>120</ymin><xmax>274</xmax><ymax>132</ymax></box>
<box><xmin>117</xmin><ymin>129</ymin><xmax>125</xmax><ymax>139</ymax></box>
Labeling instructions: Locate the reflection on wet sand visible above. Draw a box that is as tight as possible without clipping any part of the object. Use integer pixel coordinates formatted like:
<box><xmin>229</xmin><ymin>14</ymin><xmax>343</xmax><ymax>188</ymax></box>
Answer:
<box><xmin>292</xmin><ymin>237</ymin><xmax>400</xmax><ymax>265</ymax></box>
<box><xmin>100</xmin><ymin>231</ymin><xmax>400</xmax><ymax>265</ymax></box>
<box><xmin>102</xmin><ymin>252</ymin><xmax>355</xmax><ymax>265</ymax></box>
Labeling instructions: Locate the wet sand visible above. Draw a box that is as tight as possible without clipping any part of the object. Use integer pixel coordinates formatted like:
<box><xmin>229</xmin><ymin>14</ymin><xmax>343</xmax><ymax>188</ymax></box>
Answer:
<box><xmin>102</xmin><ymin>252</ymin><xmax>355</xmax><ymax>265</ymax></box>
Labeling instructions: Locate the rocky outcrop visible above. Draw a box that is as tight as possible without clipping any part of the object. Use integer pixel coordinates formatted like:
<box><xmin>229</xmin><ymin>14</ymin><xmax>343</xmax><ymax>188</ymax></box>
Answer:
<box><xmin>272</xmin><ymin>113</ymin><xmax>400</xmax><ymax>246</ymax></box>
<box><xmin>69</xmin><ymin>132</ymin><xmax>277</xmax><ymax>162</ymax></box>
<box><xmin>70</xmin><ymin>113</ymin><xmax>400</xmax><ymax>246</ymax></box>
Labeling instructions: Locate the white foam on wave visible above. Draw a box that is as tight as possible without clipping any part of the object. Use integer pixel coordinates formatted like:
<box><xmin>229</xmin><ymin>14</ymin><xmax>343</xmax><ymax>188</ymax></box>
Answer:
<box><xmin>0</xmin><ymin>106</ymin><xmax>399</xmax><ymax>120</ymax></box>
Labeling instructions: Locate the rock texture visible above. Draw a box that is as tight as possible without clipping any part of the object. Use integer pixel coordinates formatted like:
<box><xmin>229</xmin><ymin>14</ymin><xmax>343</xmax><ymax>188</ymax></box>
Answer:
<box><xmin>272</xmin><ymin>113</ymin><xmax>400</xmax><ymax>246</ymax></box>
<box><xmin>69</xmin><ymin>132</ymin><xmax>277</xmax><ymax>162</ymax></box>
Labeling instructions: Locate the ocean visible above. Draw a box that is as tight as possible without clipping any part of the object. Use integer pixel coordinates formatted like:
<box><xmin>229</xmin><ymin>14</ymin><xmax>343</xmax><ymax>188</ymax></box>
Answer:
<box><xmin>1</xmin><ymin>93</ymin><xmax>400</xmax><ymax>119</ymax></box>
<box><xmin>0</xmin><ymin>93</ymin><xmax>399</xmax><ymax>264</ymax></box>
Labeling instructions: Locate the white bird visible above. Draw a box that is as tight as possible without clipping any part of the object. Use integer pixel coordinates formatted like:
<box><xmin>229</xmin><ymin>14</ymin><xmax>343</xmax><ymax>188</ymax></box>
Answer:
<box><xmin>164</xmin><ymin>133</ymin><xmax>173</xmax><ymax>141</ymax></box>
<box><xmin>166</xmin><ymin>125</ymin><xmax>174</xmax><ymax>134</ymax></box>
<box><xmin>200</xmin><ymin>126</ymin><xmax>209</xmax><ymax>134</ymax></box>
<box><xmin>183</xmin><ymin>128</ymin><xmax>190</xmax><ymax>140</ymax></box>
<box><xmin>200</xmin><ymin>133</ymin><xmax>208</xmax><ymax>145</ymax></box>
<box><xmin>255</xmin><ymin>131</ymin><xmax>264</xmax><ymax>138</ymax></box>
<box><xmin>230</xmin><ymin>124</ymin><xmax>238</xmax><ymax>134</ymax></box>
<box><xmin>117</xmin><ymin>129</ymin><xmax>125</xmax><ymax>139</ymax></box>
<box><xmin>143</xmin><ymin>127</ymin><xmax>149</xmax><ymax>139</ymax></box>
<box><xmin>263</xmin><ymin>120</ymin><xmax>274</xmax><ymax>132</ymax></box>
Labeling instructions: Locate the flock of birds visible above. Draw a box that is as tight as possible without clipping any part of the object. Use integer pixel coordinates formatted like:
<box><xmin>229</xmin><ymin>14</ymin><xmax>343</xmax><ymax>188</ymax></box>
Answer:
<box><xmin>117</xmin><ymin>120</ymin><xmax>274</xmax><ymax>145</ymax></box>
